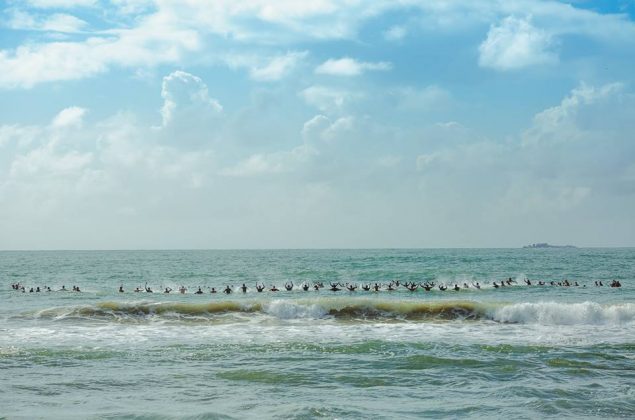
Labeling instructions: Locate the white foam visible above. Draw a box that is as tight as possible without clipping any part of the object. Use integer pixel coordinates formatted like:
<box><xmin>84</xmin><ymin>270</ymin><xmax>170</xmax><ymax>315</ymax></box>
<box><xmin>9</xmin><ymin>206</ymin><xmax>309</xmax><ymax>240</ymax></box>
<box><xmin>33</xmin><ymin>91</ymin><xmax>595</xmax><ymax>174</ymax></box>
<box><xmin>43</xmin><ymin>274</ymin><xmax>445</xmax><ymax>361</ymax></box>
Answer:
<box><xmin>490</xmin><ymin>301</ymin><xmax>635</xmax><ymax>325</ymax></box>
<box><xmin>263</xmin><ymin>299</ymin><xmax>328</xmax><ymax>319</ymax></box>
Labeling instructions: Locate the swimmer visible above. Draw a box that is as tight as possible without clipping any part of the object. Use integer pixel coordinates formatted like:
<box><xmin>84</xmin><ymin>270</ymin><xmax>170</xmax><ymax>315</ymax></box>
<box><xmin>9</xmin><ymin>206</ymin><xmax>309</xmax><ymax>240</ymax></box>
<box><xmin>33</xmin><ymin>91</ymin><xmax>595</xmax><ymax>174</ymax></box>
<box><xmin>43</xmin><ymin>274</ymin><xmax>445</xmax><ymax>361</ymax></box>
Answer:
<box><xmin>46</xmin><ymin>286</ymin><xmax>51</xmax><ymax>292</ymax></box>
<box><xmin>302</xmin><ymin>283</ymin><xmax>309</xmax><ymax>291</ymax></box>
<box><xmin>270</xmin><ymin>285</ymin><xmax>279</xmax><ymax>292</ymax></box>
<box><xmin>362</xmin><ymin>284</ymin><xmax>370</xmax><ymax>291</ymax></box>
<box><xmin>36</xmin><ymin>287</ymin><xmax>41</xmax><ymax>292</ymax></box>
<box><xmin>329</xmin><ymin>283</ymin><xmax>341</xmax><ymax>292</ymax></box>
<box><xmin>256</xmin><ymin>283</ymin><xmax>265</xmax><ymax>292</ymax></box>
<box><xmin>453</xmin><ymin>284</ymin><xmax>460</xmax><ymax>291</ymax></box>
<box><xmin>195</xmin><ymin>287</ymin><xmax>204</xmax><ymax>295</ymax></box>
<box><xmin>210</xmin><ymin>287</ymin><xmax>217</xmax><ymax>294</ymax></box>
<box><xmin>346</xmin><ymin>283</ymin><xmax>357</xmax><ymax>292</ymax></box>
<box><xmin>421</xmin><ymin>283</ymin><xmax>432</xmax><ymax>292</ymax></box>
<box><xmin>179</xmin><ymin>286</ymin><xmax>187</xmax><ymax>294</ymax></box>
<box><xmin>373</xmin><ymin>283</ymin><xmax>380</xmax><ymax>292</ymax></box>
<box><xmin>492</xmin><ymin>282</ymin><xmax>499</xmax><ymax>288</ymax></box>
<box><xmin>386</xmin><ymin>283</ymin><xmax>395</xmax><ymax>291</ymax></box>
<box><xmin>135</xmin><ymin>286</ymin><xmax>142</xmax><ymax>292</ymax></box>
<box><xmin>285</xmin><ymin>282</ymin><xmax>293</xmax><ymax>291</ymax></box>
<box><xmin>463</xmin><ymin>283</ymin><xmax>470</xmax><ymax>289</ymax></box>
<box><xmin>438</xmin><ymin>284</ymin><xmax>447</xmax><ymax>291</ymax></box>
<box><xmin>164</xmin><ymin>287</ymin><xmax>172</xmax><ymax>294</ymax></box>
<box><xmin>145</xmin><ymin>283</ymin><xmax>153</xmax><ymax>293</ymax></box>
<box><xmin>223</xmin><ymin>285</ymin><xmax>232</xmax><ymax>294</ymax></box>
<box><xmin>60</xmin><ymin>285</ymin><xmax>67</xmax><ymax>291</ymax></box>
<box><xmin>29</xmin><ymin>287</ymin><xmax>34</xmax><ymax>293</ymax></box>
<box><xmin>313</xmin><ymin>284</ymin><xmax>320</xmax><ymax>291</ymax></box>
<box><xmin>407</xmin><ymin>283</ymin><xmax>418</xmax><ymax>292</ymax></box>
<box><xmin>241</xmin><ymin>283</ymin><xmax>248</xmax><ymax>293</ymax></box>
<box><xmin>524</xmin><ymin>279</ymin><xmax>532</xmax><ymax>286</ymax></box>
<box><xmin>119</xmin><ymin>285</ymin><xmax>124</xmax><ymax>293</ymax></box>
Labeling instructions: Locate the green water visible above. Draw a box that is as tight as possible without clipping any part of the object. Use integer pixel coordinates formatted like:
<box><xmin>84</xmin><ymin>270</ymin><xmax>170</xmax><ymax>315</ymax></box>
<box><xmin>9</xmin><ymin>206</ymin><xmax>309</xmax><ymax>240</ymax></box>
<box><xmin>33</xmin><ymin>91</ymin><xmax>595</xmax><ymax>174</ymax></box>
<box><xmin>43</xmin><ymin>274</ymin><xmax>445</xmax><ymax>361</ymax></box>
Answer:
<box><xmin>1</xmin><ymin>249</ymin><xmax>634</xmax><ymax>418</ymax></box>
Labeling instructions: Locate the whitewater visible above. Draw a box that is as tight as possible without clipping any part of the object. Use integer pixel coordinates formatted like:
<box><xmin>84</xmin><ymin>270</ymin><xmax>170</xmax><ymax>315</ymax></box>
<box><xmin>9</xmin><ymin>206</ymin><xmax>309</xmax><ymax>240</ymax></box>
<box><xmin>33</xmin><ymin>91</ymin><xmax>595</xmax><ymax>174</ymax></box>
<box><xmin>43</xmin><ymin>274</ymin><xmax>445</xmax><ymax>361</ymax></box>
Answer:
<box><xmin>1</xmin><ymin>249</ymin><xmax>633</xmax><ymax>419</ymax></box>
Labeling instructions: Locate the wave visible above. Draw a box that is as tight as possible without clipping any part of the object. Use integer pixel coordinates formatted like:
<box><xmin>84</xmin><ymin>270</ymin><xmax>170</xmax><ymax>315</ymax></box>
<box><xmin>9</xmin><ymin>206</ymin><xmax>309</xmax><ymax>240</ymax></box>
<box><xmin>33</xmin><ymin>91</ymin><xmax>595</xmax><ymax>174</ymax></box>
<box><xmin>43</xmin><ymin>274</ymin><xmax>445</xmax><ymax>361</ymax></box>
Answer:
<box><xmin>23</xmin><ymin>299</ymin><xmax>635</xmax><ymax>325</ymax></box>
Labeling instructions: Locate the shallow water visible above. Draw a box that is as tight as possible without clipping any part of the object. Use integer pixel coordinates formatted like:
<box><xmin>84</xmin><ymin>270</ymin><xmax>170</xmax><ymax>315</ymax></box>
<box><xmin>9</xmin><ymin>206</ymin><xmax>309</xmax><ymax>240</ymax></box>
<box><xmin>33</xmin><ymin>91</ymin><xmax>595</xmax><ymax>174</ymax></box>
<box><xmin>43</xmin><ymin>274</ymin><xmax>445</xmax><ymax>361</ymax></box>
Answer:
<box><xmin>1</xmin><ymin>249</ymin><xmax>634</xmax><ymax>419</ymax></box>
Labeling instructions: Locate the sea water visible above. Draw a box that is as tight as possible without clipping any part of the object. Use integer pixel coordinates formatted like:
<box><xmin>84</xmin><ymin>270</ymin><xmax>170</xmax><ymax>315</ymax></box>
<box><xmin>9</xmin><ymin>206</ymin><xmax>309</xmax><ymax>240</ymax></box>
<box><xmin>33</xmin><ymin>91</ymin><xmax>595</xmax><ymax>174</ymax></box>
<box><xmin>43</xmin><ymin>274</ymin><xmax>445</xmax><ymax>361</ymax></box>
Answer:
<box><xmin>1</xmin><ymin>249</ymin><xmax>633</xmax><ymax>419</ymax></box>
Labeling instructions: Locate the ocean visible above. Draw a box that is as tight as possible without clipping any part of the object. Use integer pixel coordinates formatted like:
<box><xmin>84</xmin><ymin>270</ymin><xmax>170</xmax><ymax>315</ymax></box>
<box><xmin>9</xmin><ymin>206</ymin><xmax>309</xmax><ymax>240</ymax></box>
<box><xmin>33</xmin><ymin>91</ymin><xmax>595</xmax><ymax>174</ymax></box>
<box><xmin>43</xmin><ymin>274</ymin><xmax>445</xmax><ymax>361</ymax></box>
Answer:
<box><xmin>1</xmin><ymin>249</ymin><xmax>633</xmax><ymax>419</ymax></box>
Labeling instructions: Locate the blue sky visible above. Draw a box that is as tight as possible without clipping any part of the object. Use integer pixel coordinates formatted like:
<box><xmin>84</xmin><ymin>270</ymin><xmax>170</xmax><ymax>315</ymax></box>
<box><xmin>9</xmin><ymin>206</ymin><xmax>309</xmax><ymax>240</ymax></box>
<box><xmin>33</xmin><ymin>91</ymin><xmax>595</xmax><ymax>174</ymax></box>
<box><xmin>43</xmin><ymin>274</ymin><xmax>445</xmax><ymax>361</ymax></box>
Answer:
<box><xmin>1</xmin><ymin>0</ymin><xmax>634</xmax><ymax>249</ymax></box>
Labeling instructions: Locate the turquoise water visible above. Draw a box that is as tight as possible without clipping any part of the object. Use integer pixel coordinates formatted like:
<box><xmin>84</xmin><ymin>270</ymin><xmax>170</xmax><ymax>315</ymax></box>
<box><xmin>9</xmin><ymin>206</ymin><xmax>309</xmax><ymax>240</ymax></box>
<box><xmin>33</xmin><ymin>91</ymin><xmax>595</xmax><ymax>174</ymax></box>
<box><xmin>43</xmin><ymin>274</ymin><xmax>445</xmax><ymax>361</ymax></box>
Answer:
<box><xmin>1</xmin><ymin>249</ymin><xmax>634</xmax><ymax>419</ymax></box>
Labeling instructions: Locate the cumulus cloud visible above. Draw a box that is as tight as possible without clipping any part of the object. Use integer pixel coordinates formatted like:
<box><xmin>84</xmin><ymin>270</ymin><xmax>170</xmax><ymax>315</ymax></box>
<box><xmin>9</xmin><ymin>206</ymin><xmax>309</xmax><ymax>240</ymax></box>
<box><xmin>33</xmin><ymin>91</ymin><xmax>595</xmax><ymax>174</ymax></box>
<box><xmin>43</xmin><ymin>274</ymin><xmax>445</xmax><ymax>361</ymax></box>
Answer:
<box><xmin>51</xmin><ymin>106</ymin><xmax>87</xmax><ymax>128</ymax></box>
<box><xmin>478</xmin><ymin>15</ymin><xmax>557</xmax><ymax>70</ymax></box>
<box><xmin>315</xmin><ymin>57</ymin><xmax>392</xmax><ymax>76</ymax></box>
<box><xmin>1</xmin><ymin>1</ymin><xmax>634</xmax><ymax>89</ymax></box>
<box><xmin>299</xmin><ymin>85</ymin><xmax>359</xmax><ymax>113</ymax></box>
<box><xmin>159</xmin><ymin>70</ymin><xmax>222</xmax><ymax>128</ymax></box>
<box><xmin>525</xmin><ymin>82</ymin><xmax>624</xmax><ymax>144</ymax></box>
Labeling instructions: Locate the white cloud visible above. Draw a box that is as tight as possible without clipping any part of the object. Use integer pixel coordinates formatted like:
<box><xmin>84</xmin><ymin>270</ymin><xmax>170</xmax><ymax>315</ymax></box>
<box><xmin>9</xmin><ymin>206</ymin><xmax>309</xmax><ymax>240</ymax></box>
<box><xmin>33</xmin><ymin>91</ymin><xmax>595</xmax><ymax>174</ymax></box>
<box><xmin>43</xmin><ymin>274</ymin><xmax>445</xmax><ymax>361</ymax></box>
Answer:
<box><xmin>478</xmin><ymin>15</ymin><xmax>557</xmax><ymax>71</ymax></box>
<box><xmin>383</xmin><ymin>25</ymin><xmax>406</xmax><ymax>41</ymax></box>
<box><xmin>1</xmin><ymin>1</ymin><xmax>634</xmax><ymax>88</ymax></box>
<box><xmin>23</xmin><ymin>0</ymin><xmax>97</xmax><ymax>8</ymax></box>
<box><xmin>220</xmin><ymin>145</ymin><xmax>313</xmax><ymax>177</ymax></box>
<box><xmin>0</xmin><ymin>125</ymin><xmax>41</xmax><ymax>149</ymax></box>
<box><xmin>524</xmin><ymin>82</ymin><xmax>624</xmax><ymax>145</ymax></box>
<box><xmin>7</xmin><ymin>10</ymin><xmax>88</xmax><ymax>33</ymax></box>
<box><xmin>51</xmin><ymin>106</ymin><xmax>87</xmax><ymax>128</ymax></box>
<box><xmin>159</xmin><ymin>71</ymin><xmax>222</xmax><ymax>128</ymax></box>
<box><xmin>391</xmin><ymin>85</ymin><xmax>452</xmax><ymax>111</ymax></box>
<box><xmin>315</xmin><ymin>57</ymin><xmax>392</xmax><ymax>76</ymax></box>
<box><xmin>299</xmin><ymin>85</ymin><xmax>359</xmax><ymax>113</ymax></box>
<box><xmin>249</xmin><ymin>50</ymin><xmax>307</xmax><ymax>81</ymax></box>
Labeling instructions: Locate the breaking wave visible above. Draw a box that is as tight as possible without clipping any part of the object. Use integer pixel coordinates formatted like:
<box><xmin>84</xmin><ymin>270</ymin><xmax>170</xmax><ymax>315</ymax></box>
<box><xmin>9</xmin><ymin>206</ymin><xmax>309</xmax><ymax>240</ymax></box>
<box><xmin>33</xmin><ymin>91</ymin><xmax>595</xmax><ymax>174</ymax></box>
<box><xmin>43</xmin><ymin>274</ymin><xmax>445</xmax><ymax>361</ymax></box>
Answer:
<box><xmin>21</xmin><ymin>299</ymin><xmax>635</xmax><ymax>325</ymax></box>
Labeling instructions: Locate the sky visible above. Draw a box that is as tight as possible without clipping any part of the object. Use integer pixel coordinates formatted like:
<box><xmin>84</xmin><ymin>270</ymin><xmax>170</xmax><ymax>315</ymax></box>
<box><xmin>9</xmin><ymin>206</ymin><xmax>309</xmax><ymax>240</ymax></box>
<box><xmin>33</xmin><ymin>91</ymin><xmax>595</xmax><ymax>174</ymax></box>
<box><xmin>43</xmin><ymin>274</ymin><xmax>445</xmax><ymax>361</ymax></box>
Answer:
<box><xmin>1</xmin><ymin>0</ymin><xmax>634</xmax><ymax>250</ymax></box>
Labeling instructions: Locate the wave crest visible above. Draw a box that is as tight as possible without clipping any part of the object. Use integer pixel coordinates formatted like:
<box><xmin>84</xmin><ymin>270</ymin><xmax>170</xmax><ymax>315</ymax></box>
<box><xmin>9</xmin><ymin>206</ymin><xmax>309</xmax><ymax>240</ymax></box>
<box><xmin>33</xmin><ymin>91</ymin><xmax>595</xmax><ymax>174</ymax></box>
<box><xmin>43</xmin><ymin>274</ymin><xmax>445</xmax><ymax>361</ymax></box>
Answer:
<box><xmin>24</xmin><ymin>299</ymin><xmax>635</xmax><ymax>325</ymax></box>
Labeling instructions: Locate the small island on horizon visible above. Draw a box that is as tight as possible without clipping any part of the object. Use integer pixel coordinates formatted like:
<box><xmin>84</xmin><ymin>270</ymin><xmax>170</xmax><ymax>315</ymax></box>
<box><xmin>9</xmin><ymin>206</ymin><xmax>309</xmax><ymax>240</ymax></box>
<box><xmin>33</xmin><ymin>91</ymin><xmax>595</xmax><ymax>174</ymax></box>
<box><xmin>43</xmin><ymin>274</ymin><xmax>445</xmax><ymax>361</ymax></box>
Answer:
<box><xmin>523</xmin><ymin>243</ymin><xmax>577</xmax><ymax>249</ymax></box>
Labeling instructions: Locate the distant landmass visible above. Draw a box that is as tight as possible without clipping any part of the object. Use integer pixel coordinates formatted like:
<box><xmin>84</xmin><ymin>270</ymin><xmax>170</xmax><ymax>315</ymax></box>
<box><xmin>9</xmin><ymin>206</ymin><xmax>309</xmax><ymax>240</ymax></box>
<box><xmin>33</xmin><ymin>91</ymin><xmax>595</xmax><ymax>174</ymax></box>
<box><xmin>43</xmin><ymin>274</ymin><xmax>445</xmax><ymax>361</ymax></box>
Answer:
<box><xmin>523</xmin><ymin>243</ymin><xmax>577</xmax><ymax>249</ymax></box>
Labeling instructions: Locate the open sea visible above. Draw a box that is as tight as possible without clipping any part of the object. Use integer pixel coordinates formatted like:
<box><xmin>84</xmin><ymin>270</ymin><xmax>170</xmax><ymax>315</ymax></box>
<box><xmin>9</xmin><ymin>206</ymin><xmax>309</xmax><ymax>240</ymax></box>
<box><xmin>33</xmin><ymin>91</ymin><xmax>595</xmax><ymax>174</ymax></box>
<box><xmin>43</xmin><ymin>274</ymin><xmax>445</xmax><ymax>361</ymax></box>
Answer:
<box><xmin>1</xmin><ymin>248</ymin><xmax>633</xmax><ymax>419</ymax></box>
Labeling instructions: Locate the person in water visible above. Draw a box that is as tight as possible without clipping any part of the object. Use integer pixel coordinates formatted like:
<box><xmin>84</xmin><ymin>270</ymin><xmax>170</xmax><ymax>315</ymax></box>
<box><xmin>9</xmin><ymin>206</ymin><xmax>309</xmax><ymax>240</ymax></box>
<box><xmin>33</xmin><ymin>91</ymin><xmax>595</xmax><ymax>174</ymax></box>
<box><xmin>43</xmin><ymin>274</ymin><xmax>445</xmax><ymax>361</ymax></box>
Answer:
<box><xmin>285</xmin><ymin>282</ymin><xmax>293</xmax><ymax>291</ymax></box>
<box><xmin>195</xmin><ymin>287</ymin><xmax>204</xmax><ymax>294</ymax></box>
<box><xmin>210</xmin><ymin>287</ymin><xmax>217</xmax><ymax>294</ymax></box>
<box><xmin>240</xmin><ymin>284</ymin><xmax>247</xmax><ymax>293</ymax></box>
<box><xmin>164</xmin><ymin>287</ymin><xmax>172</xmax><ymax>294</ymax></box>
<box><xmin>329</xmin><ymin>283</ymin><xmax>341</xmax><ymax>292</ymax></box>
<box><xmin>119</xmin><ymin>285</ymin><xmax>124</xmax><ymax>293</ymax></box>
<box><xmin>255</xmin><ymin>283</ymin><xmax>265</xmax><ymax>292</ymax></box>
<box><xmin>223</xmin><ymin>285</ymin><xmax>232</xmax><ymax>294</ymax></box>
<box><xmin>270</xmin><ymin>285</ymin><xmax>279</xmax><ymax>292</ymax></box>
